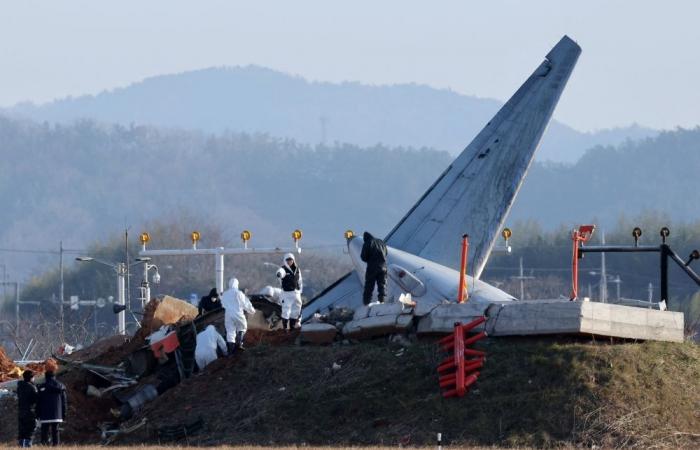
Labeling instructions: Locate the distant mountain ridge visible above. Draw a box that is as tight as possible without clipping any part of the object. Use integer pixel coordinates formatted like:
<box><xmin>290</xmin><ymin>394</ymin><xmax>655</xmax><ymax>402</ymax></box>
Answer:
<box><xmin>0</xmin><ymin>114</ymin><xmax>696</xmax><ymax>280</ymax></box>
<box><xmin>6</xmin><ymin>66</ymin><xmax>657</xmax><ymax>163</ymax></box>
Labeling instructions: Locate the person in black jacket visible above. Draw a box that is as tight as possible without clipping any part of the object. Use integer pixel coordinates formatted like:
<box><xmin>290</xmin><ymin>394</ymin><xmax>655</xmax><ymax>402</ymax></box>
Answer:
<box><xmin>360</xmin><ymin>231</ymin><xmax>388</xmax><ymax>305</ymax></box>
<box><xmin>17</xmin><ymin>370</ymin><xmax>37</xmax><ymax>447</ymax></box>
<box><xmin>198</xmin><ymin>287</ymin><xmax>222</xmax><ymax>316</ymax></box>
<box><xmin>275</xmin><ymin>253</ymin><xmax>303</xmax><ymax>331</ymax></box>
<box><xmin>36</xmin><ymin>360</ymin><xmax>67</xmax><ymax>446</ymax></box>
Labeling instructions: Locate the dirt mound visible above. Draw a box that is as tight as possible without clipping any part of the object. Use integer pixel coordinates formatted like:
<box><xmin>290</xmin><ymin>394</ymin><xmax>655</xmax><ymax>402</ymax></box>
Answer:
<box><xmin>0</xmin><ymin>347</ymin><xmax>20</xmax><ymax>382</ymax></box>
<box><xmin>0</xmin><ymin>347</ymin><xmax>46</xmax><ymax>382</ymax></box>
<box><xmin>64</xmin><ymin>335</ymin><xmax>130</xmax><ymax>363</ymax></box>
<box><xmin>58</xmin><ymin>368</ymin><xmax>120</xmax><ymax>443</ymax></box>
<box><xmin>113</xmin><ymin>339</ymin><xmax>700</xmax><ymax>448</ymax></box>
<box><xmin>5</xmin><ymin>321</ymin><xmax>697</xmax><ymax>448</ymax></box>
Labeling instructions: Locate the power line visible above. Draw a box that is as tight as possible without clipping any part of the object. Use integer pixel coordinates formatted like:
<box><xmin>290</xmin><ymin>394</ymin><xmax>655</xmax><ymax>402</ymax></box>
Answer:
<box><xmin>0</xmin><ymin>247</ymin><xmax>84</xmax><ymax>255</ymax></box>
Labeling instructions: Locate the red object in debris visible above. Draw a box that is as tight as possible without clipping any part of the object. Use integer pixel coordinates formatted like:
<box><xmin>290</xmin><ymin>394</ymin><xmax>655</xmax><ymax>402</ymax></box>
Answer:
<box><xmin>437</xmin><ymin>317</ymin><xmax>487</xmax><ymax>398</ymax></box>
<box><xmin>570</xmin><ymin>224</ymin><xmax>596</xmax><ymax>300</ymax></box>
<box><xmin>150</xmin><ymin>332</ymin><xmax>180</xmax><ymax>359</ymax></box>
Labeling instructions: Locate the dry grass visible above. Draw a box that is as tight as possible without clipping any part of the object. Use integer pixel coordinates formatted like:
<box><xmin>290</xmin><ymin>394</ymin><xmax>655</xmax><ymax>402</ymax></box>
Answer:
<box><xmin>2</xmin><ymin>338</ymin><xmax>699</xmax><ymax>448</ymax></box>
<box><xmin>0</xmin><ymin>447</ymin><xmax>534</xmax><ymax>450</ymax></box>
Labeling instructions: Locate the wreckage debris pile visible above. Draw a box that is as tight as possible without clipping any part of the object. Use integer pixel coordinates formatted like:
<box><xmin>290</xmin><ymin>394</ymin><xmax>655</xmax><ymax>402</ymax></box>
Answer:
<box><xmin>1</xmin><ymin>296</ymin><xmax>302</xmax><ymax>445</ymax></box>
<box><xmin>0</xmin><ymin>346</ymin><xmax>45</xmax><ymax>382</ymax></box>
<box><xmin>58</xmin><ymin>369</ymin><xmax>119</xmax><ymax>443</ymax></box>
<box><xmin>62</xmin><ymin>335</ymin><xmax>129</xmax><ymax>364</ymax></box>
<box><xmin>0</xmin><ymin>347</ymin><xmax>20</xmax><ymax>382</ymax></box>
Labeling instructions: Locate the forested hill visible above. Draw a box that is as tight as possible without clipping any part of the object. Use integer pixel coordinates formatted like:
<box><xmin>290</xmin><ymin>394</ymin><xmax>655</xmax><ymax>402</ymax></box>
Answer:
<box><xmin>510</xmin><ymin>127</ymin><xmax>700</xmax><ymax>226</ymax></box>
<box><xmin>6</xmin><ymin>66</ymin><xmax>656</xmax><ymax>164</ymax></box>
<box><xmin>0</xmin><ymin>115</ymin><xmax>697</xmax><ymax>278</ymax></box>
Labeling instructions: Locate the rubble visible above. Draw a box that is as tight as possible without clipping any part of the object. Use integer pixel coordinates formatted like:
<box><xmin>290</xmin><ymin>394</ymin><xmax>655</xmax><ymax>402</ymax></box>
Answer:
<box><xmin>0</xmin><ymin>346</ymin><xmax>46</xmax><ymax>383</ymax></box>
<box><xmin>149</xmin><ymin>295</ymin><xmax>198</xmax><ymax>330</ymax></box>
<box><xmin>300</xmin><ymin>323</ymin><xmax>337</xmax><ymax>344</ymax></box>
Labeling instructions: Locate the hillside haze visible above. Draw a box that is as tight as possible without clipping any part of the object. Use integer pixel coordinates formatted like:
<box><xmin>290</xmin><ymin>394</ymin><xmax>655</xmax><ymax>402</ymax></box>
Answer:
<box><xmin>7</xmin><ymin>66</ymin><xmax>657</xmax><ymax>164</ymax></box>
<box><xmin>0</xmin><ymin>114</ymin><xmax>697</xmax><ymax>280</ymax></box>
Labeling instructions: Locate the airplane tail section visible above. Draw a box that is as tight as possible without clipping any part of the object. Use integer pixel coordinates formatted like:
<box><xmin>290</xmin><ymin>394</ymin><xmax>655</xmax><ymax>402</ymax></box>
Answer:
<box><xmin>303</xmin><ymin>36</ymin><xmax>581</xmax><ymax>320</ymax></box>
<box><xmin>385</xmin><ymin>35</ymin><xmax>581</xmax><ymax>277</ymax></box>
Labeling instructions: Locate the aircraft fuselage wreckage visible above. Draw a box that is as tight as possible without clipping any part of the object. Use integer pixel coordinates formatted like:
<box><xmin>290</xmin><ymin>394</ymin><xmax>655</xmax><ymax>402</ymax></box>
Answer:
<box><xmin>302</xmin><ymin>36</ymin><xmax>686</xmax><ymax>343</ymax></box>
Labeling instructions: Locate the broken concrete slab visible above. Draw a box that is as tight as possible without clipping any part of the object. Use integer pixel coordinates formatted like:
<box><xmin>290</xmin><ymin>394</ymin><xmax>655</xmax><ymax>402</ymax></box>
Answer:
<box><xmin>370</xmin><ymin>299</ymin><xmax>686</xmax><ymax>343</ymax></box>
<box><xmin>352</xmin><ymin>305</ymin><xmax>370</xmax><ymax>320</ymax></box>
<box><xmin>367</xmin><ymin>302</ymin><xmax>411</xmax><ymax>317</ymax></box>
<box><xmin>413</xmin><ymin>299</ymin><xmax>444</xmax><ymax>317</ymax></box>
<box><xmin>416</xmin><ymin>301</ymin><xmax>491</xmax><ymax>334</ymax></box>
<box><xmin>579</xmin><ymin>301</ymin><xmax>684</xmax><ymax>342</ymax></box>
<box><xmin>486</xmin><ymin>300</ymin><xmax>585</xmax><ymax>336</ymax></box>
<box><xmin>300</xmin><ymin>323</ymin><xmax>338</xmax><ymax>344</ymax></box>
<box><xmin>485</xmin><ymin>300</ymin><xmax>684</xmax><ymax>343</ymax></box>
<box><xmin>343</xmin><ymin>314</ymin><xmax>414</xmax><ymax>339</ymax></box>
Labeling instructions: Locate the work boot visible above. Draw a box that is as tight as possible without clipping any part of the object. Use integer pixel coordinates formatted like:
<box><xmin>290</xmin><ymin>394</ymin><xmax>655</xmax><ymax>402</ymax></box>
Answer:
<box><xmin>226</xmin><ymin>341</ymin><xmax>236</xmax><ymax>355</ymax></box>
<box><xmin>289</xmin><ymin>318</ymin><xmax>297</xmax><ymax>331</ymax></box>
<box><xmin>282</xmin><ymin>319</ymin><xmax>289</xmax><ymax>332</ymax></box>
<box><xmin>236</xmin><ymin>331</ymin><xmax>246</xmax><ymax>351</ymax></box>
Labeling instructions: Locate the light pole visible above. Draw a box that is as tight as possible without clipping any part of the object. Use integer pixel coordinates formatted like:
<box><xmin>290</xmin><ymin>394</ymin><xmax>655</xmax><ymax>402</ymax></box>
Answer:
<box><xmin>588</xmin><ymin>270</ymin><xmax>622</xmax><ymax>302</ymax></box>
<box><xmin>134</xmin><ymin>257</ymin><xmax>161</xmax><ymax>308</ymax></box>
<box><xmin>0</xmin><ymin>263</ymin><xmax>6</xmax><ymax>303</ymax></box>
<box><xmin>75</xmin><ymin>257</ymin><xmax>129</xmax><ymax>335</ymax></box>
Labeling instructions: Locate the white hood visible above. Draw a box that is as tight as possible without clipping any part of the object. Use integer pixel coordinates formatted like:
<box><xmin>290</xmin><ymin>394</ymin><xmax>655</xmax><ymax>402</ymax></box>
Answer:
<box><xmin>283</xmin><ymin>253</ymin><xmax>296</xmax><ymax>268</ymax></box>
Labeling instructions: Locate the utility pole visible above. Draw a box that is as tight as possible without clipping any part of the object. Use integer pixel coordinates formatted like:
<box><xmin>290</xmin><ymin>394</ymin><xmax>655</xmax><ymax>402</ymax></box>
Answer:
<box><xmin>2</xmin><ymin>281</ymin><xmax>39</xmax><ymax>330</ymax></box>
<box><xmin>125</xmin><ymin>229</ymin><xmax>130</xmax><ymax>314</ymax></box>
<box><xmin>59</xmin><ymin>241</ymin><xmax>65</xmax><ymax>337</ymax></box>
<box><xmin>117</xmin><ymin>263</ymin><xmax>126</xmax><ymax>335</ymax></box>
<box><xmin>648</xmin><ymin>282</ymin><xmax>654</xmax><ymax>309</ymax></box>
<box><xmin>599</xmin><ymin>231</ymin><xmax>608</xmax><ymax>303</ymax></box>
<box><xmin>0</xmin><ymin>263</ymin><xmax>6</xmax><ymax>304</ymax></box>
<box><xmin>320</xmin><ymin>115</ymin><xmax>328</xmax><ymax>145</ymax></box>
<box><xmin>14</xmin><ymin>282</ymin><xmax>20</xmax><ymax>330</ymax></box>
<box><xmin>511</xmin><ymin>257</ymin><xmax>534</xmax><ymax>300</ymax></box>
<box><xmin>611</xmin><ymin>275</ymin><xmax>621</xmax><ymax>301</ymax></box>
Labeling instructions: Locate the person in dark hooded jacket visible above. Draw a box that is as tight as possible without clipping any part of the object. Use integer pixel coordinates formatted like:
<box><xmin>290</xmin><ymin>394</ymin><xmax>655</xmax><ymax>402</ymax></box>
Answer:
<box><xmin>198</xmin><ymin>287</ymin><xmax>222</xmax><ymax>316</ymax></box>
<box><xmin>36</xmin><ymin>360</ymin><xmax>67</xmax><ymax>446</ymax></box>
<box><xmin>360</xmin><ymin>231</ymin><xmax>388</xmax><ymax>304</ymax></box>
<box><xmin>17</xmin><ymin>370</ymin><xmax>37</xmax><ymax>447</ymax></box>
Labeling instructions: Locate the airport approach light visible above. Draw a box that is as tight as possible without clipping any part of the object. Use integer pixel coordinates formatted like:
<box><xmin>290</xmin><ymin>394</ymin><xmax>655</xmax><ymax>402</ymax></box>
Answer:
<box><xmin>191</xmin><ymin>231</ymin><xmax>201</xmax><ymax>249</ymax></box>
<box><xmin>241</xmin><ymin>230</ymin><xmax>252</xmax><ymax>249</ymax></box>
<box><xmin>632</xmin><ymin>227</ymin><xmax>642</xmax><ymax>246</ymax></box>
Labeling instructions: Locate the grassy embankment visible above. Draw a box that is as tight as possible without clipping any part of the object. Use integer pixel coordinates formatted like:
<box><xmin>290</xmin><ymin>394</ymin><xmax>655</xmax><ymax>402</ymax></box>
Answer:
<box><xmin>114</xmin><ymin>337</ymin><xmax>700</xmax><ymax>448</ymax></box>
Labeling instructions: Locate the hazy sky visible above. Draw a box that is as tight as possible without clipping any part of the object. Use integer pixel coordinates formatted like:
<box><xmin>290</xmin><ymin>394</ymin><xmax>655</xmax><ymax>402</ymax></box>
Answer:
<box><xmin>0</xmin><ymin>1</ymin><xmax>698</xmax><ymax>132</ymax></box>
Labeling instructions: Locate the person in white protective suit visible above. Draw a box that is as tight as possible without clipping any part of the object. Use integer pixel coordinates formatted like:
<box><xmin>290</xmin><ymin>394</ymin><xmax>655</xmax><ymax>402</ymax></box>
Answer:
<box><xmin>276</xmin><ymin>253</ymin><xmax>303</xmax><ymax>331</ymax></box>
<box><xmin>194</xmin><ymin>325</ymin><xmax>228</xmax><ymax>370</ymax></box>
<box><xmin>220</xmin><ymin>277</ymin><xmax>256</xmax><ymax>352</ymax></box>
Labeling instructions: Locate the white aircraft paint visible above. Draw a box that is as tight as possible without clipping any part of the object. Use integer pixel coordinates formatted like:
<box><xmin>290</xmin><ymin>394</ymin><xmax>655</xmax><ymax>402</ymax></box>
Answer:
<box><xmin>303</xmin><ymin>36</ymin><xmax>581</xmax><ymax>321</ymax></box>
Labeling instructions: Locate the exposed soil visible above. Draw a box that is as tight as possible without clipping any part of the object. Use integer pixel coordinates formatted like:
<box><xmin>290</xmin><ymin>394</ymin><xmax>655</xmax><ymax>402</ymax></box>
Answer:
<box><xmin>115</xmin><ymin>338</ymin><xmax>700</xmax><ymax>448</ymax></box>
<box><xmin>0</xmin><ymin>346</ymin><xmax>20</xmax><ymax>382</ymax></box>
<box><xmin>63</xmin><ymin>335</ymin><xmax>130</xmax><ymax>364</ymax></box>
<box><xmin>0</xmin><ymin>346</ymin><xmax>46</xmax><ymax>382</ymax></box>
<box><xmin>2</xmin><ymin>333</ymin><xmax>699</xmax><ymax>448</ymax></box>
